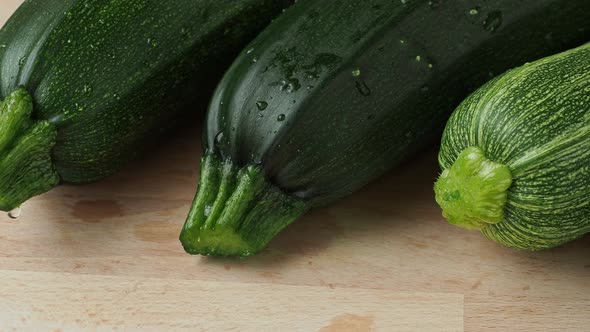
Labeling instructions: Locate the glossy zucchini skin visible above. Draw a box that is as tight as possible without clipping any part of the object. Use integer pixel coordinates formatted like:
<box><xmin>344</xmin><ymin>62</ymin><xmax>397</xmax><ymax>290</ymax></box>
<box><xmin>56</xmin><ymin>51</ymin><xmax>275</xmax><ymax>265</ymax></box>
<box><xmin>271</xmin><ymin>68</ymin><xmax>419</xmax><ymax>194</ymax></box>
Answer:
<box><xmin>0</xmin><ymin>0</ymin><xmax>292</xmax><ymax>211</ymax></box>
<box><xmin>181</xmin><ymin>0</ymin><xmax>590</xmax><ymax>256</ymax></box>
<box><xmin>435</xmin><ymin>43</ymin><xmax>590</xmax><ymax>250</ymax></box>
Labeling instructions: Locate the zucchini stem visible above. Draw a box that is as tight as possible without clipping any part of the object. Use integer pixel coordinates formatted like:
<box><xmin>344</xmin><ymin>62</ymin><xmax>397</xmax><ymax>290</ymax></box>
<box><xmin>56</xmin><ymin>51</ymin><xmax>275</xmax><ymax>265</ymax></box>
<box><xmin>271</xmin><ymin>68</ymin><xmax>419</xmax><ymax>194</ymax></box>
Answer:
<box><xmin>434</xmin><ymin>147</ymin><xmax>513</xmax><ymax>230</ymax></box>
<box><xmin>0</xmin><ymin>88</ymin><xmax>59</xmax><ymax>211</ymax></box>
<box><xmin>180</xmin><ymin>154</ymin><xmax>310</xmax><ymax>257</ymax></box>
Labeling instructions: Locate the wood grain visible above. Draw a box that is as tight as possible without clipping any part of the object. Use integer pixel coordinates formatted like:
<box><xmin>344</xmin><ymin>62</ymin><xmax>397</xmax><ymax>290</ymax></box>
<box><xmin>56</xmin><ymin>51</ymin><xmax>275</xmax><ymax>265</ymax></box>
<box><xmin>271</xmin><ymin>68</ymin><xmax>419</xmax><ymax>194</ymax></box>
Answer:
<box><xmin>1</xmin><ymin>2</ymin><xmax>589</xmax><ymax>331</ymax></box>
<box><xmin>0</xmin><ymin>270</ymin><xmax>464</xmax><ymax>331</ymax></box>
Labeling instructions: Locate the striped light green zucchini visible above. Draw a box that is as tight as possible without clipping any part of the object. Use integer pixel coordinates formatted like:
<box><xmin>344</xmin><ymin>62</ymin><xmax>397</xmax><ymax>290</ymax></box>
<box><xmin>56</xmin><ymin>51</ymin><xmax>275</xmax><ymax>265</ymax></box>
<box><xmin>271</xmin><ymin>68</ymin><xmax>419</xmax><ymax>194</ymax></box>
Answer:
<box><xmin>434</xmin><ymin>43</ymin><xmax>590</xmax><ymax>250</ymax></box>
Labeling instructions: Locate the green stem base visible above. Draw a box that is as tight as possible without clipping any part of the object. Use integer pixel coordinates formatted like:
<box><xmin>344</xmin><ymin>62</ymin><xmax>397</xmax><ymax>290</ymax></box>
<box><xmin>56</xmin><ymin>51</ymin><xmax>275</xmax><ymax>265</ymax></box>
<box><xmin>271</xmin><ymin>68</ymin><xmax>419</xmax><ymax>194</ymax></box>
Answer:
<box><xmin>180</xmin><ymin>154</ymin><xmax>310</xmax><ymax>257</ymax></box>
<box><xmin>434</xmin><ymin>147</ymin><xmax>513</xmax><ymax>230</ymax></box>
<box><xmin>0</xmin><ymin>88</ymin><xmax>59</xmax><ymax>211</ymax></box>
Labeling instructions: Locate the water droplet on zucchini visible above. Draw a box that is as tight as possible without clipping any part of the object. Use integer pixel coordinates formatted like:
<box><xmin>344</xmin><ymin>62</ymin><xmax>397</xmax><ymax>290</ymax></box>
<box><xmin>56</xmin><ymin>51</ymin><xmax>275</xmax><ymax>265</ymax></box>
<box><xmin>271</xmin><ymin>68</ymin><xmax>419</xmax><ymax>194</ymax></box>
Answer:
<box><xmin>277</xmin><ymin>114</ymin><xmax>286</xmax><ymax>122</ymax></box>
<box><xmin>214</xmin><ymin>132</ymin><xmax>227</xmax><ymax>148</ymax></box>
<box><xmin>8</xmin><ymin>206</ymin><xmax>21</xmax><ymax>219</ymax></box>
<box><xmin>277</xmin><ymin>78</ymin><xmax>301</xmax><ymax>92</ymax></box>
<box><xmin>204</xmin><ymin>205</ymin><xmax>212</xmax><ymax>217</ymax></box>
<box><xmin>483</xmin><ymin>11</ymin><xmax>503</xmax><ymax>33</ymax></box>
<box><xmin>355</xmin><ymin>81</ymin><xmax>372</xmax><ymax>96</ymax></box>
<box><xmin>256</xmin><ymin>101</ymin><xmax>268</xmax><ymax>110</ymax></box>
<box><xmin>428</xmin><ymin>0</ymin><xmax>440</xmax><ymax>9</ymax></box>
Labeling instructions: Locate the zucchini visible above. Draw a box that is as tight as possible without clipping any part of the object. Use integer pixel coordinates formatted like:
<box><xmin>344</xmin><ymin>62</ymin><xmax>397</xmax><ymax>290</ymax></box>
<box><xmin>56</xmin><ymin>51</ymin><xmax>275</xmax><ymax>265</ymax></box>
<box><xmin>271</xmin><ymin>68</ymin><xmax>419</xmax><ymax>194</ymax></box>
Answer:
<box><xmin>0</xmin><ymin>0</ymin><xmax>293</xmax><ymax>211</ymax></box>
<box><xmin>180</xmin><ymin>0</ymin><xmax>590</xmax><ymax>256</ymax></box>
<box><xmin>435</xmin><ymin>43</ymin><xmax>590</xmax><ymax>250</ymax></box>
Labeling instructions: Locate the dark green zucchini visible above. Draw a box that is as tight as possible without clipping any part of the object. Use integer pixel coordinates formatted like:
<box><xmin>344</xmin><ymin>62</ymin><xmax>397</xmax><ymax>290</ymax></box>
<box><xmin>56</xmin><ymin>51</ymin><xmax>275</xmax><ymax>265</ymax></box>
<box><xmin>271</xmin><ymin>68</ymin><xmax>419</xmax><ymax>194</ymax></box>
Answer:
<box><xmin>435</xmin><ymin>43</ymin><xmax>590</xmax><ymax>250</ymax></box>
<box><xmin>180</xmin><ymin>0</ymin><xmax>590</xmax><ymax>256</ymax></box>
<box><xmin>0</xmin><ymin>0</ymin><xmax>293</xmax><ymax>212</ymax></box>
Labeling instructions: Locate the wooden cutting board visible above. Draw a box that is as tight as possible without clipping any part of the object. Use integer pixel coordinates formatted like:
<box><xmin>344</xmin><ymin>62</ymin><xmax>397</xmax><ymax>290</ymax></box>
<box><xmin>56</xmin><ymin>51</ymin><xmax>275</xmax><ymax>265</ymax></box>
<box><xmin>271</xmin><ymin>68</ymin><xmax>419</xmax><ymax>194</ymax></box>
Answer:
<box><xmin>1</xmin><ymin>2</ymin><xmax>588</xmax><ymax>331</ymax></box>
